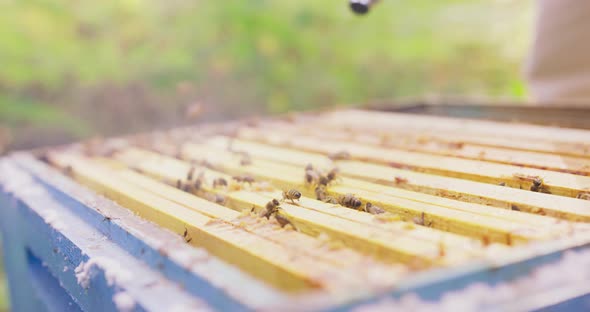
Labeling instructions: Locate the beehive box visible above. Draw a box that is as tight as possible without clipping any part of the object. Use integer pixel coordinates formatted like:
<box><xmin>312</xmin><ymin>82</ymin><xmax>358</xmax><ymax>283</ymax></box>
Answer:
<box><xmin>1</xmin><ymin>108</ymin><xmax>590</xmax><ymax>311</ymax></box>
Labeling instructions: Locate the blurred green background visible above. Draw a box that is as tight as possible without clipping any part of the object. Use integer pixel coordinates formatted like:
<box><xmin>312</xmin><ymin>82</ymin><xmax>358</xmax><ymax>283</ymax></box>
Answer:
<box><xmin>0</xmin><ymin>0</ymin><xmax>533</xmax><ymax>152</ymax></box>
<box><xmin>0</xmin><ymin>0</ymin><xmax>533</xmax><ymax>309</ymax></box>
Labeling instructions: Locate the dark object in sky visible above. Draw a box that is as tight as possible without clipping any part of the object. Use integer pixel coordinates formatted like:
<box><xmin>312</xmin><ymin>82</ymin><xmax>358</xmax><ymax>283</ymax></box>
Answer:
<box><xmin>349</xmin><ymin>0</ymin><xmax>379</xmax><ymax>15</ymax></box>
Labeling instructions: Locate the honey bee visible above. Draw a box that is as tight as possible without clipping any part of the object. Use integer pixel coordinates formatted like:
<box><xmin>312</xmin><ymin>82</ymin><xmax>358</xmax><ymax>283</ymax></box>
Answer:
<box><xmin>192</xmin><ymin>172</ymin><xmax>205</xmax><ymax>191</ymax></box>
<box><xmin>176</xmin><ymin>179</ymin><xmax>183</xmax><ymax>189</ymax></box>
<box><xmin>326</xmin><ymin>168</ymin><xmax>339</xmax><ymax>183</ymax></box>
<box><xmin>305</xmin><ymin>169</ymin><xmax>320</xmax><ymax>184</ymax></box>
<box><xmin>213</xmin><ymin>177</ymin><xmax>228</xmax><ymax>188</ymax></box>
<box><xmin>413</xmin><ymin>212</ymin><xmax>431</xmax><ymax>226</ymax></box>
<box><xmin>282</xmin><ymin>189</ymin><xmax>302</xmax><ymax>204</ymax></box>
<box><xmin>338</xmin><ymin>193</ymin><xmax>362</xmax><ymax>209</ymax></box>
<box><xmin>315</xmin><ymin>186</ymin><xmax>337</xmax><ymax>204</ymax></box>
<box><xmin>260</xmin><ymin>199</ymin><xmax>280</xmax><ymax>219</ymax></box>
<box><xmin>232</xmin><ymin>175</ymin><xmax>255</xmax><ymax>184</ymax></box>
<box><xmin>186</xmin><ymin>166</ymin><xmax>196</xmax><ymax>181</ymax></box>
<box><xmin>498</xmin><ymin>182</ymin><xmax>506</xmax><ymax>186</ymax></box>
<box><xmin>312</xmin><ymin>167</ymin><xmax>338</xmax><ymax>186</ymax></box>
<box><xmin>328</xmin><ymin>150</ymin><xmax>351</xmax><ymax>161</ymax></box>
<box><xmin>183</xmin><ymin>227</ymin><xmax>192</xmax><ymax>243</ymax></box>
<box><xmin>315</xmin><ymin>186</ymin><xmax>327</xmax><ymax>201</ymax></box>
<box><xmin>364</xmin><ymin>202</ymin><xmax>385</xmax><ymax>215</ymax></box>
<box><xmin>530</xmin><ymin>177</ymin><xmax>543</xmax><ymax>192</ymax></box>
<box><xmin>530</xmin><ymin>177</ymin><xmax>550</xmax><ymax>193</ymax></box>
<box><xmin>305</xmin><ymin>163</ymin><xmax>314</xmax><ymax>171</ymax></box>
<box><xmin>275</xmin><ymin>214</ymin><xmax>296</xmax><ymax>230</ymax></box>
<box><xmin>577</xmin><ymin>192</ymin><xmax>590</xmax><ymax>200</ymax></box>
<box><xmin>214</xmin><ymin>194</ymin><xmax>226</xmax><ymax>205</ymax></box>
<box><xmin>240</xmin><ymin>153</ymin><xmax>252</xmax><ymax>166</ymax></box>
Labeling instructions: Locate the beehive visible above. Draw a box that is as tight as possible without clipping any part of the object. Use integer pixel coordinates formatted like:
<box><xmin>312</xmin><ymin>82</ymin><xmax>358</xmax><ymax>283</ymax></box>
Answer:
<box><xmin>1</xmin><ymin>108</ymin><xmax>590</xmax><ymax>311</ymax></box>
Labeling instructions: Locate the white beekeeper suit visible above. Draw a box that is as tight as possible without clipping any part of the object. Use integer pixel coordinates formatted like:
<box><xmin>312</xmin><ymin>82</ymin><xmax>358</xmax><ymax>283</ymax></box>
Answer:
<box><xmin>526</xmin><ymin>0</ymin><xmax>590</xmax><ymax>103</ymax></box>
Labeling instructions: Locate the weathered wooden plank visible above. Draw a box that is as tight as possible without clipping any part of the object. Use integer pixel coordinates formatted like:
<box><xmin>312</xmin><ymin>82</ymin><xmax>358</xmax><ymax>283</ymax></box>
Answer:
<box><xmin>113</xmin><ymin>148</ymin><xmax>489</xmax><ymax>248</ymax></box>
<box><xmin>8</xmin><ymin>154</ymin><xmax>291</xmax><ymax>311</ymax></box>
<box><xmin>113</xmin><ymin>148</ymin><xmax>479</xmax><ymax>266</ymax></box>
<box><xmin>180</xmin><ymin>144</ymin><xmax>566</xmax><ymax>244</ymax></box>
<box><xmin>208</xmin><ymin>190</ymin><xmax>471</xmax><ymax>266</ymax></box>
<box><xmin>336</xmin><ymin>161</ymin><xmax>590</xmax><ymax>222</ymax></box>
<box><xmin>219</xmin><ymin>156</ymin><xmax>566</xmax><ymax>229</ymax></box>
<box><xmin>210</xmin><ymin>135</ymin><xmax>590</xmax><ymax>198</ymax></box>
<box><xmin>113</xmin><ymin>168</ymin><xmax>412</xmax><ymax>287</ymax></box>
<box><xmin>321</xmin><ymin>110</ymin><xmax>590</xmax><ymax>146</ymax></box>
<box><xmin>237</xmin><ymin>125</ymin><xmax>590</xmax><ymax>176</ymax></box>
<box><xmin>197</xmin><ymin>138</ymin><xmax>590</xmax><ymax>221</ymax></box>
<box><xmin>308</xmin><ymin>110</ymin><xmax>590</xmax><ymax>159</ymax></box>
<box><xmin>235</xmin><ymin>157</ymin><xmax>577</xmax><ymax>230</ymax></box>
<box><xmin>345</xmin><ymin>125</ymin><xmax>590</xmax><ymax>160</ymax></box>
<box><xmin>46</xmin><ymin>153</ymin><xmax>365</xmax><ymax>292</ymax></box>
<box><xmin>117</xmin><ymin>149</ymin><xmax>494</xmax><ymax>248</ymax></box>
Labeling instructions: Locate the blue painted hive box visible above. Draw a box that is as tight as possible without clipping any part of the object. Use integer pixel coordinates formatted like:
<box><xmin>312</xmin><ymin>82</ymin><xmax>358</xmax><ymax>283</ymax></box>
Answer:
<box><xmin>1</xmin><ymin>109</ymin><xmax>590</xmax><ymax>311</ymax></box>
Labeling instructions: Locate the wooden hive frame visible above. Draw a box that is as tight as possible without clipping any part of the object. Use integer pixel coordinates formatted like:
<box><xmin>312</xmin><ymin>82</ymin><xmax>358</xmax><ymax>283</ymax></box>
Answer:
<box><xmin>3</xmin><ymin>108</ymin><xmax>590</xmax><ymax>310</ymax></box>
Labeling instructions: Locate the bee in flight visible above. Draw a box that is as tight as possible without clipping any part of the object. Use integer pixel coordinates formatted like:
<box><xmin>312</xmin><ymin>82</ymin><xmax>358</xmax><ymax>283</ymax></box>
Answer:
<box><xmin>324</xmin><ymin>167</ymin><xmax>340</xmax><ymax>185</ymax></box>
<box><xmin>305</xmin><ymin>167</ymin><xmax>320</xmax><ymax>184</ymax></box>
<box><xmin>315</xmin><ymin>186</ymin><xmax>337</xmax><ymax>204</ymax></box>
<box><xmin>193</xmin><ymin>172</ymin><xmax>205</xmax><ymax>192</ymax></box>
<box><xmin>326</xmin><ymin>168</ymin><xmax>338</xmax><ymax>180</ymax></box>
<box><xmin>513</xmin><ymin>173</ymin><xmax>550</xmax><ymax>193</ymax></box>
